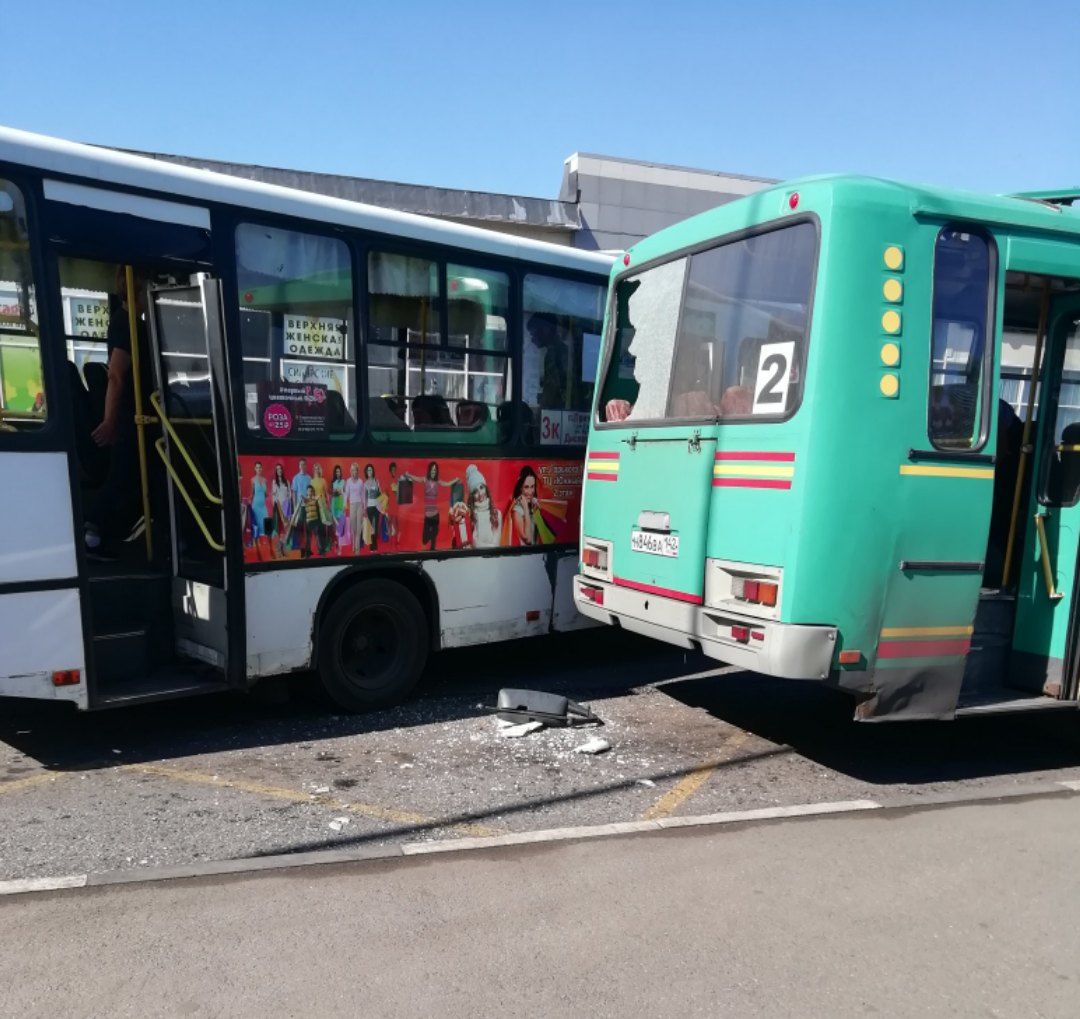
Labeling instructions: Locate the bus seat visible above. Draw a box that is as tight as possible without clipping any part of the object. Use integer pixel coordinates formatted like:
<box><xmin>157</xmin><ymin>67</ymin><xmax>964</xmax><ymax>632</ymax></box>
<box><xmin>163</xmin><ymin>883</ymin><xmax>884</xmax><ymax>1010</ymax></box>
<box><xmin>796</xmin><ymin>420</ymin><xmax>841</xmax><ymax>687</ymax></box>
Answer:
<box><xmin>325</xmin><ymin>390</ymin><xmax>355</xmax><ymax>433</ymax></box>
<box><xmin>456</xmin><ymin>400</ymin><xmax>489</xmax><ymax>428</ymax></box>
<box><xmin>412</xmin><ymin>393</ymin><xmax>452</xmax><ymax>426</ymax></box>
<box><xmin>370</xmin><ymin>394</ymin><xmax>409</xmax><ymax>430</ymax></box>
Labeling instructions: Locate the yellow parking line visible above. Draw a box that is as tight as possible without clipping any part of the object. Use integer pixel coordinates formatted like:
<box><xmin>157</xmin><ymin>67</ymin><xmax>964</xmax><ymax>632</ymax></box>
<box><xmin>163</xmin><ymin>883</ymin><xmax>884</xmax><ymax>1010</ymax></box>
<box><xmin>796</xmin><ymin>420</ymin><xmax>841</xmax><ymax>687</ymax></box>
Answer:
<box><xmin>0</xmin><ymin>772</ymin><xmax>64</xmax><ymax>795</ymax></box>
<box><xmin>642</xmin><ymin>731</ymin><xmax>752</xmax><ymax>821</ymax></box>
<box><xmin>125</xmin><ymin>763</ymin><xmax>498</xmax><ymax>838</ymax></box>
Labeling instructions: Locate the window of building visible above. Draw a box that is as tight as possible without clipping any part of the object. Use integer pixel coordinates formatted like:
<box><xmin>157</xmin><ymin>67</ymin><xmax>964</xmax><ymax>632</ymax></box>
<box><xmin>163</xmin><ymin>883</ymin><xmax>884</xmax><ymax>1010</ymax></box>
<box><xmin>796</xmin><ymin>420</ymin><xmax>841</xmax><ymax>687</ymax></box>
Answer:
<box><xmin>235</xmin><ymin>223</ymin><xmax>356</xmax><ymax>440</ymax></box>
<box><xmin>522</xmin><ymin>274</ymin><xmax>605</xmax><ymax>445</ymax></box>
<box><xmin>600</xmin><ymin>222</ymin><xmax>817</xmax><ymax>423</ymax></box>
<box><xmin>367</xmin><ymin>253</ymin><xmax>511</xmax><ymax>442</ymax></box>
<box><xmin>929</xmin><ymin>228</ymin><xmax>992</xmax><ymax>449</ymax></box>
<box><xmin>0</xmin><ymin>180</ymin><xmax>45</xmax><ymax>429</ymax></box>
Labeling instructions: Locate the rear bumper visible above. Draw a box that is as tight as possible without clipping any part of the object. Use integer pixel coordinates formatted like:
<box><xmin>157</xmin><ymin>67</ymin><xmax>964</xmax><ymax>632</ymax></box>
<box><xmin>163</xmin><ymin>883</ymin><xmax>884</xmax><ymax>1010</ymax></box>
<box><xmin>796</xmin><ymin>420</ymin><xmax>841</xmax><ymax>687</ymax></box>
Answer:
<box><xmin>574</xmin><ymin>576</ymin><xmax>836</xmax><ymax>680</ymax></box>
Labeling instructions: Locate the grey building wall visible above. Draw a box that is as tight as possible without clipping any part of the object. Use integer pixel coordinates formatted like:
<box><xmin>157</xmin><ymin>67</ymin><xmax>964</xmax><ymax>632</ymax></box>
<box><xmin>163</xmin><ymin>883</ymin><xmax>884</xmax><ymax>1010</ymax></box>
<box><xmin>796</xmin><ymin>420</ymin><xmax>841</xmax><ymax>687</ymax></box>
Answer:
<box><xmin>561</xmin><ymin>153</ymin><xmax>775</xmax><ymax>252</ymax></box>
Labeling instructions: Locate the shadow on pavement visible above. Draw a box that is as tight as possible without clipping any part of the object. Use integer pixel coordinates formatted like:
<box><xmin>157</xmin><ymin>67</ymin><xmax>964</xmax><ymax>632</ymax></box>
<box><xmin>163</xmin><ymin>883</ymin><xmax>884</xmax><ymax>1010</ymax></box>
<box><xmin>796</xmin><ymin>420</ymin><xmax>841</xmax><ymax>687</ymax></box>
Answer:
<box><xmin>658</xmin><ymin>669</ymin><xmax>1080</xmax><ymax>785</ymax></box>
<box><xmin>0</xmin><ymin>629</ymin><xmax>701</xmax><ymax>771</ymax></box>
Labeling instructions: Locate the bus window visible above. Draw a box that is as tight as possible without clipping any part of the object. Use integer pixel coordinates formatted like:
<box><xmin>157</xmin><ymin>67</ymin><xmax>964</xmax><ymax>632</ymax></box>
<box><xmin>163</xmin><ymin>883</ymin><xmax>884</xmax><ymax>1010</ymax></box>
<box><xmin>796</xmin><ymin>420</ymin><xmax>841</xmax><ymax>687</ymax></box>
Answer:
<box><xmin>0</xmin><ymin>180</ymin><xmax>45</xmax><ymax>430</ymax></box>
<box><xmin>600</xmin><ymin>222</ymin><xmax>817</xmax><ymax>424</ymax></box>
<box><xmin>928</xmin><ymin>228</ymin><xmax>992</xmax><ymax>450</ymax></box>
<box><xmin>522</xmin><ymin>274</ymin><xmax>605</xmax><ymax>446</ymax></box>
<box><xmin>235</xmin><ymin>224</ymin><xmax>356</xmax><ymax>441</ymax></box>
<box><xmin>367</xmin><ymin>254</ymin><xmax>511</xmax><ymax>442</ymax></box>
<box><xmin>1043</xmin><ymin>317</ymin><xmax>1080</xmax><ymax>506</ymax></box>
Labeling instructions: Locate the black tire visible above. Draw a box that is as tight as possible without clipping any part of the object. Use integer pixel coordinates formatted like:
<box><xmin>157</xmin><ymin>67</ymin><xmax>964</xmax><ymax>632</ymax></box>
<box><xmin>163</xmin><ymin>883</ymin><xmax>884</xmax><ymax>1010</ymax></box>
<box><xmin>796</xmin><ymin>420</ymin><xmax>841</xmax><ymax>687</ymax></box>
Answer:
<box><xmin>317</xmin><ymin>579</ymin><xmax>430</xmax><ymax>712</ymax></box>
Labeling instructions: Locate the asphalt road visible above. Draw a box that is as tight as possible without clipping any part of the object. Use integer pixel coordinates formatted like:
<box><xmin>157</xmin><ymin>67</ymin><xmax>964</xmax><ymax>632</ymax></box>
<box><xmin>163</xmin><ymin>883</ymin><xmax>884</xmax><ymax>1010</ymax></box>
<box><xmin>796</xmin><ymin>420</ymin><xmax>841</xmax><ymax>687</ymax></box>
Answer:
<box><xmin>1</xmin><ymin>629</ymin><xmax>1079</xmax><ymax>881</ymax></box>
<box><xmin>3</xmin><ymin>795</ymin><xmax>1077</xmax><ymax>1017</ymax></box>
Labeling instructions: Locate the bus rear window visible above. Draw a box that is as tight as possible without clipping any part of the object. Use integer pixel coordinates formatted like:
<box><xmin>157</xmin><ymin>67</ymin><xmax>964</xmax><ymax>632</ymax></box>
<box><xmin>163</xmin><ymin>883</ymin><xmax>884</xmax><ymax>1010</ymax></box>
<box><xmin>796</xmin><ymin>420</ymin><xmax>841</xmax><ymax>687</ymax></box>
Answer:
<box><xmin>601</xmin><ymin>221</ymin><xmax>817</xmax><ymax>424</ymax></box>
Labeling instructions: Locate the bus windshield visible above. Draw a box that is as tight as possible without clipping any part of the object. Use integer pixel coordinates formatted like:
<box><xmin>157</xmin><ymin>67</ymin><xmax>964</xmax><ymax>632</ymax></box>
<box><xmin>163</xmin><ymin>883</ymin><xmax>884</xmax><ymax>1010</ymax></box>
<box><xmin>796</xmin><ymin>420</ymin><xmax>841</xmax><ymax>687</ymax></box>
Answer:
<box><xmin>600</xmin><ymin>221</ymin><xmax>818</xmax><ymax>423</ymax></box>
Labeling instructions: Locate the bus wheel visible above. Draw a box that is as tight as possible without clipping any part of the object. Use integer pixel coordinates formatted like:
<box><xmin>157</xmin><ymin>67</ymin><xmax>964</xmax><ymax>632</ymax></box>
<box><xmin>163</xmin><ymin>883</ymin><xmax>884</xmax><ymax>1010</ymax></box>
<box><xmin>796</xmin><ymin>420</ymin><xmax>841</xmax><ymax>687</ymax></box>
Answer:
<box><xmin>318</xmin><ymin>580</ymin><xmax>429</xmax><ymax>711</ymax></box>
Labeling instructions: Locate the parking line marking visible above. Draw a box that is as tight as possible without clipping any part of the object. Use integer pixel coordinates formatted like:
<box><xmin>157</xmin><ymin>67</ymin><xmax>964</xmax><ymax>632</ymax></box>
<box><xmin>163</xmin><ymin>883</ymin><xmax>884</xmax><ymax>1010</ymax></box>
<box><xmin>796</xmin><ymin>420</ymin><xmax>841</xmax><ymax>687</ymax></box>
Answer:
<box><xmin>124</xmin><ymin>763</ymin><xmax>498</xmax><ymax>838</ymax></box>
<box><xmin>0</xmin><ymin>773</ymin><xmax>65</xmax><ymax>796</ymax></box>
<box><xmin>642</xmin><ymin>730</ymin><xmax>752</xmax><ymax>821</ymax></box>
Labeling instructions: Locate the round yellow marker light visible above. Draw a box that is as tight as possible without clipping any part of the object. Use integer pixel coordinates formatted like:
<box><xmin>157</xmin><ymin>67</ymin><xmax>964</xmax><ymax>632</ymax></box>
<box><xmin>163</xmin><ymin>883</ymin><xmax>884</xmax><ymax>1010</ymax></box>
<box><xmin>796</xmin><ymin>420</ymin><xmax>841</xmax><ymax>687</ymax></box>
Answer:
<box><xmin>882</xmin><ymin>310</ymin><xmax>901</xmax><ymax>334</ymax></box>
<box><xmin>883</xmin><ymin>278</ymin><xmax>903</xmax><ymax>302</ymax></box>
<box><xmin>884</xmin><ymin>246</ymin><xmax>904</xmax><ymax>270</ymax></box>
<box><xmin>880</xmin><ymin>373</ymin><xmax>899</xmax><ymax>398</ymax></box>
<box><xmin>881</xmin><ymin>342</ymin><xmax>900</xmax><ymax>367</ymax></box>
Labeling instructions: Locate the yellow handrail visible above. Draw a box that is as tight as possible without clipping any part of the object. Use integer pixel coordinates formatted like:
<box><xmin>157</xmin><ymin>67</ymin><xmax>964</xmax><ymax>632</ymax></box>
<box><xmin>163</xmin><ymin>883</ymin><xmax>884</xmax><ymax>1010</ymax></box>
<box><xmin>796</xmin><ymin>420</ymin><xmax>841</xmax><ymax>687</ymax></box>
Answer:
<box><xmin>149</xmin><ymin>390</ymin><xmax>222</xmax><ymax>506</ymax></box>
<box><xmin>126</xmin><ymin>266</ymin><xmax>154</xmax><ymax>560</ymax></box>
<box><xmin>1034</xmin><ymin>514</ymin><xmax>1065</xmax><ymax>602</ymax></box>
<box><xmin>154</xmin><ymin>438</ymin><xmax>225</xmax><ymax>553</ymax></box>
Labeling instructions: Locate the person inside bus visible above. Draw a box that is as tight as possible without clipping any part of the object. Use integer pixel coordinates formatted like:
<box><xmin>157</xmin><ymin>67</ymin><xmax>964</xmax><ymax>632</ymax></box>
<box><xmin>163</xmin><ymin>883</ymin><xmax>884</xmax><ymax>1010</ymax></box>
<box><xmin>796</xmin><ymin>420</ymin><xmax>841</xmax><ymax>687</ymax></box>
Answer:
<box><xmin>84</xmin><ymin>268</ymin><xmax>149</xmax><ymax>559</ymax></box>
<box><xmin>984</xmin><ymin>398</ymin><xmax>1024</xmax><ymax>587</ymax></box>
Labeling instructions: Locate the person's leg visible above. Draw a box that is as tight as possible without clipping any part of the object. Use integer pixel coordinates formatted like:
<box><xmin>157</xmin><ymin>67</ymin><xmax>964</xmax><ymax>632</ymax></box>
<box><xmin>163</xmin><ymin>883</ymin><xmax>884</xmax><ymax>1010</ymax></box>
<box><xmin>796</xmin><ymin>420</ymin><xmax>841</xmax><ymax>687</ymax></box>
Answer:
<box><xmin>350</xmin><ymin>505</ymin><xmax>362</xmax><ymax>553</ymax></box>
<box><xmin>86</xmin><ymin>426</ymin><xmax>138</xmax><ymax>553</ymax></box>
<box><xmin>368</xmin><ymin>507</ymin><xmax>379</xmax><ymax>551</ymax></box>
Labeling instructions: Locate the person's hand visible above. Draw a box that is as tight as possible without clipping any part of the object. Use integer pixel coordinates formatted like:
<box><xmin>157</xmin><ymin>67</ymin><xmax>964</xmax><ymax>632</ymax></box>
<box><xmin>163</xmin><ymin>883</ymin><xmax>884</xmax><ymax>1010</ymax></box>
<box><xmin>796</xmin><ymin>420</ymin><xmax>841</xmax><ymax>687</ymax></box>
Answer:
<box><xmin>92</xmin><ymin>417</ymin><xmax>118</xmax><ymax>446</ymax></box>
<box><xmin>605</xmin><ymin>399</ymin><xmax>632</xmax><ymax>422</ymax></box>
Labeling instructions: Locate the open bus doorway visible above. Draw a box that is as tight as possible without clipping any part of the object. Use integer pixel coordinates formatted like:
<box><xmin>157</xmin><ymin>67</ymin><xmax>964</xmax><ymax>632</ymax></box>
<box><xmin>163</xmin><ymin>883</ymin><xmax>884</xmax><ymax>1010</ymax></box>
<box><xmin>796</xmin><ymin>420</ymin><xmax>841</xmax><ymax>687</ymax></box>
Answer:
<box><xmin>962</xmin><ymin>272</ymin><xmax>1080</xmax><ymax>710</ymax></box>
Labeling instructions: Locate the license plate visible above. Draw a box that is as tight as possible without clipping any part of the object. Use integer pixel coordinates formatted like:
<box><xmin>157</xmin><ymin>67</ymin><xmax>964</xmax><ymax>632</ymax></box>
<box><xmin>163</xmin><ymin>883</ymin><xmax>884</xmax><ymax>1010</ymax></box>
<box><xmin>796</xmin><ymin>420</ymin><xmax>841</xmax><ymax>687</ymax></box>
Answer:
<box><xmin>631</xmin><ymin>529</ymin><xmax>680</xmax><ymax>558</ymax></box>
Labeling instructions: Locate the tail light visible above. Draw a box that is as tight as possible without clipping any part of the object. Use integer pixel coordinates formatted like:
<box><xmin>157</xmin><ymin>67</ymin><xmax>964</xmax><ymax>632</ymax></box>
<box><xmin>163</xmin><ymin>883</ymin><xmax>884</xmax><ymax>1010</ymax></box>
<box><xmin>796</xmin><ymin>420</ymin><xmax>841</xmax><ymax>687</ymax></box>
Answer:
<box><xmin>581</xmin><ymin>540</ymin><xmax>611</xmax><ymax>575</ymax></box>
<box><xmin>580</xmin><ymin>584</ymin><xmax>605</xmax><ymax>606</ymax></box>
<box><xmin>733</xmin><ymin>578</ymin><xmax>778</xmax><ymax>607</ymax></box>
<box><xmin>731</xmin><ymin>625</ymin><xmax>750</xmax><ymax>643</ymax></box>
<box><xmin>52</xmin><ymin>669</ymin><xmax>80</xmax><ymax>687</ymax></box>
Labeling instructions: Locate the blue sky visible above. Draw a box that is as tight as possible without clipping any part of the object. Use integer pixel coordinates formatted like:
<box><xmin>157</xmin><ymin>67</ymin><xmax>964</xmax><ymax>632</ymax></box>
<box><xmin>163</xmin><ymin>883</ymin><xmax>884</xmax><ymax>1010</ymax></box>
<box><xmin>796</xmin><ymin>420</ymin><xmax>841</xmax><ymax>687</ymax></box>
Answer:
<box><xmin>4</xmin><ymin>1</ymin><xmax>1077</xmax><ymax>199</ymax></box>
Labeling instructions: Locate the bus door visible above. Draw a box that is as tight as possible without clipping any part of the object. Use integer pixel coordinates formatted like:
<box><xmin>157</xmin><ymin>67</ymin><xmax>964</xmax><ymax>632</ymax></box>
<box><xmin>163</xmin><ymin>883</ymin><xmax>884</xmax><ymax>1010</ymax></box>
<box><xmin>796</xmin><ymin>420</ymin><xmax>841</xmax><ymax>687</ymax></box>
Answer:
<box><xmin>147</xmin><ymin>276</ymin><xmax>238</xmax><ymax>677</ymax></box>
<box><xmin>1011</xmin><ymin>294</ymin><xmax>1080</xmax><ymax>702</ymax></box>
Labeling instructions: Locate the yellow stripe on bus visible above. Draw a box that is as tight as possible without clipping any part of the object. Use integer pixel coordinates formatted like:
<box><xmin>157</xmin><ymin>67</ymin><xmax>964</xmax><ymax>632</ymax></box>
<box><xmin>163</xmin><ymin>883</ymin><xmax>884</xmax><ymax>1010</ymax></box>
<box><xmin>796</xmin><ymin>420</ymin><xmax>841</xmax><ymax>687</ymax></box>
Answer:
<box><xmin>899</xmin><ymin>464</ymin><xmax>994</xmax><ymax>480</ymax></box>
<box><xmin>713</xmin><ymin>464</ymin><xmax>796</xmax><ymax>478</ymax></box>
<box><xmin>586</xmin><ymin>462</ymin><xmax>620</xmax><ymax>473</ymax></box>
<box><xmin>880</xmin><ymin>625</ymin><xmax>975</xmax><ymax>638</ymax></box>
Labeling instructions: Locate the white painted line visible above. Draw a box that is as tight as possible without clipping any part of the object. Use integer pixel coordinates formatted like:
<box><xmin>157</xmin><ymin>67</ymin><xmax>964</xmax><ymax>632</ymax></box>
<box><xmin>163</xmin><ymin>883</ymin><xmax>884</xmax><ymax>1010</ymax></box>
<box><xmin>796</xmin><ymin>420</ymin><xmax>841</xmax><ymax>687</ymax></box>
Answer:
<box><xmin>402</xmin><ymin>800</ymin><xmax>883</xmax><ymax>856</ymax></box>
<box><xmin>0</xmin><ymin>874</ymin><xmax>87</xmax><ymax>896</ymax></box>
<box><xmin>403</xmin><ymin>820</ymin><xmax>662</xmax><ymax>856</ymax></box>
<box><xmin>1057</xmin><ymin>780</ymin><xmax>1080</xmax><ymax>792</ymax></box>
<box><xmin>654</xmin><ymin>799</ymin><xmax>882</xmax><ymax>830</ymax></box>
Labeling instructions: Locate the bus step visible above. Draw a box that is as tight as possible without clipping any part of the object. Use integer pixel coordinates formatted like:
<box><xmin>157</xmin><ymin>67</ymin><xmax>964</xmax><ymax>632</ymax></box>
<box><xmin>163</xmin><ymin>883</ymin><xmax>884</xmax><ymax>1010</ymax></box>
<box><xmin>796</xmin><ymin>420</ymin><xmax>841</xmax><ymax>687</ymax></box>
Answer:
<box><xmin>92</xmin><ymin>629</ymin><xmax>150</xmax><ymax>686</ymax></box>
<box><xmin>973</xmin><ymin>589</ymin><xmax>1016</xmax><ymax>638</ymax></box>
<box><xmin>87</xmin><ymin>572</ymin><xmax>171</xmax><ymax>635</ymax></box>
<box><xmin>959</xmin><ymin>633</ymin><xmax>1010</xmax><ymax>701</ymax></box>
<box><xmin>93</xmin><ymin>665</ymin><xmax>229</xmax><ymax>709</ymax></box>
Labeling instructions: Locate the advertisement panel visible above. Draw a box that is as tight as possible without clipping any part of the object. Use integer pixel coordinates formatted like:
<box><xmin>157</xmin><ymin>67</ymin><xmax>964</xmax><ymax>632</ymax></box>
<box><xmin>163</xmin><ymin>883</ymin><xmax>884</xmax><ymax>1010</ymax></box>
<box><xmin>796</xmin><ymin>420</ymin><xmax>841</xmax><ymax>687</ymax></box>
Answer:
<box><xmin>238</xmin><ymin>454</ymin><xmax>583</xmax><ymax>563</ymax></box>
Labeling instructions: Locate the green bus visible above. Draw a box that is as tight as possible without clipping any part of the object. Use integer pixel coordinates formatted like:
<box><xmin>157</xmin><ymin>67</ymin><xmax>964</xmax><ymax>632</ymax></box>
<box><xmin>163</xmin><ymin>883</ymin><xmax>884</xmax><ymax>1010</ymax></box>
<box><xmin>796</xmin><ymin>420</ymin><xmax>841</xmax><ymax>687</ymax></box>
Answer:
<box><xmin>575</xmin><ymin>175</ymin><xmax>1080</xmax><ymax>721</ymax></box>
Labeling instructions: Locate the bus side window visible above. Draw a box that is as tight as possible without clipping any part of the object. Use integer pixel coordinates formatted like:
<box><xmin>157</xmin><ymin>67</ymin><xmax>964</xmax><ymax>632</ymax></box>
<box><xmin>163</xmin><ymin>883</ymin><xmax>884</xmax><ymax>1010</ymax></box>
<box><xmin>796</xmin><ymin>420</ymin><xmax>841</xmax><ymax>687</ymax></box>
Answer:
<box><xmin>235</xmin><ymin>223</ymin><xmax>357</xmax><ymax>442</ymax></box>
<box><xmin>0</xmin><ymin>180</ymin><xmax>45</xmax><ymax>432</ymax></box>
<box><xmin>522</xmin><ymin>273</ymin><xmax>605</xmax><ymax>445</ymax></box>
<box><xmin>1044</xmin><ymin>319</ymin><xmax>1080</xmax><ymax>507</ymax></box>
<box><xmin>928</xmin><ymin>228</ymin><xmax>992</xmax><ymax>450</ymax></box>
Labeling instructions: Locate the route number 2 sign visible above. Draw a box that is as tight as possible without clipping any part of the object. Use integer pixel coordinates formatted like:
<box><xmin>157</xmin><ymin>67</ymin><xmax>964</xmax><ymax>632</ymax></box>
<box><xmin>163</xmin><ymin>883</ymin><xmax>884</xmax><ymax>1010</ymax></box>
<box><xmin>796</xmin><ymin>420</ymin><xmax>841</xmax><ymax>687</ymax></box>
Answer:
<box><xmin>752</xmin><ymin>341</ymin><xmax>796</xmax><ymax>415</ymax></box>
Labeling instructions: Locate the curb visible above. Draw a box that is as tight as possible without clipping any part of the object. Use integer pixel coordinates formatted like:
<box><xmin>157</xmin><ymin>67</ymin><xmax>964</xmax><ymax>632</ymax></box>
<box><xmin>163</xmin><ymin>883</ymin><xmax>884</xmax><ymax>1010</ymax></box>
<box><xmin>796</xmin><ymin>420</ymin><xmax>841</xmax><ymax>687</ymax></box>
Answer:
<box><xmin>2</xmin><ymin>781</ymin><xmax>1078</xmax><ymax>898</ymax></box>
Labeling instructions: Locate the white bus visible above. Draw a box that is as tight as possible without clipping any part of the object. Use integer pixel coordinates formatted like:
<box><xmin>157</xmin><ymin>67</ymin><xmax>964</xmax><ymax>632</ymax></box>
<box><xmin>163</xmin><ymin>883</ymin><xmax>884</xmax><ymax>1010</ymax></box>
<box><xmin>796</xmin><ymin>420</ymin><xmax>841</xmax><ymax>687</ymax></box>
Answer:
<box><xmin>0</xmin><ymin>127</ymin><xmax>613</xmax><ymax>710</ymax></box>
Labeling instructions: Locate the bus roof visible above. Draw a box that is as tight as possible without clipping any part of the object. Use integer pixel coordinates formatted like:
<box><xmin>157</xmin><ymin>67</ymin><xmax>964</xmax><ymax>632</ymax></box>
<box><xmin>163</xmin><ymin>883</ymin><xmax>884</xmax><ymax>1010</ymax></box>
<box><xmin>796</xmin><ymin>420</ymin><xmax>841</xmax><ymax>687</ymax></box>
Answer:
<box><xmin>0</xmin><ymin>126</ymin><xmax>615</xmax><ymax>276</ymax></box>
<box><xmin>623</xmin><ymin>173</ymin><xmax>1080</xmax><ymax>268</ymax></box>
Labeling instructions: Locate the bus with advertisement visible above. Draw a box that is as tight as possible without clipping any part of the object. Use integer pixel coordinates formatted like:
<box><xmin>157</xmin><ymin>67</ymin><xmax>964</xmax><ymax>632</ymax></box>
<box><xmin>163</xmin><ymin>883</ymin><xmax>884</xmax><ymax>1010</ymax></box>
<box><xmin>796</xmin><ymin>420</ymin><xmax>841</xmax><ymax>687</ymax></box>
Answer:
<box><xmin>0</xmin><ymin>126</ymin><xmax>612</xmax><ymax>711</ymax></box>
<box><xmin>575</xmin><ymin>175</ymin><xmax>1080</xmax><ymax>720</ymax></box>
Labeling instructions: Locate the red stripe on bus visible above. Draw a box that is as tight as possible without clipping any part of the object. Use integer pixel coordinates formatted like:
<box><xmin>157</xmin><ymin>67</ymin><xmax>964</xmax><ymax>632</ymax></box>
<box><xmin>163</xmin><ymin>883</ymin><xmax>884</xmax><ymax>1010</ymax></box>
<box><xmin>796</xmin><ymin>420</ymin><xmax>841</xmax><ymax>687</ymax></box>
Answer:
<box><xmin>588</xmin><ymin>451</ymin><xmax>621</xmax><ymax>460</ymax></box>
<box><xmin>613</xmin><ymin>576</ymin><xmax>704</xmax><ymax>604</ymax></box>
<box><xmin>587</xmin><ymin>472</ymin><xmax>619</xmax><ymax>482</ymax></box>
<box><xmin>712</xmin><ymin>478</ymin><xmax>792</xmax><ymax>490</ymax></box>
<box><xmin>877</xmin><ymin>638</ymin><xmax>972</xmax><ymax>659</ymax></box>
<box><xmin>713</xmin><ymin>451</ymin><xmax>796</xmax><ymax>462</ymax></box>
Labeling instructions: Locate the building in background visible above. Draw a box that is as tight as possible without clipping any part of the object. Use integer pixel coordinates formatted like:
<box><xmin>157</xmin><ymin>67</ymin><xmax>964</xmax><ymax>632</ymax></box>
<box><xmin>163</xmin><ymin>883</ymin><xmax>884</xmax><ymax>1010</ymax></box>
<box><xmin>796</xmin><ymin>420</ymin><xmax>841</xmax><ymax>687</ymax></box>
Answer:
<box><xmin>125</xmin><ymin>148</ymin><xmax>773</xmax><ymax>253</ymax></box>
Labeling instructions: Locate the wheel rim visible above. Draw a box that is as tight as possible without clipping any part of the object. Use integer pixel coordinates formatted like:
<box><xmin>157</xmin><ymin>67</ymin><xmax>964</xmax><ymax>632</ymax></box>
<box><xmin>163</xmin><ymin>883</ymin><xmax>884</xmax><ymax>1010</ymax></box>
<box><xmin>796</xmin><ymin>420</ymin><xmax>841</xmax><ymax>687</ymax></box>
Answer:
<box><xmin>337</xmin><ymin>602</ymin><xmax>409</xmax><ymax>691</ymax></box>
